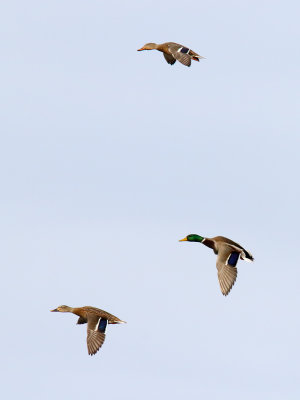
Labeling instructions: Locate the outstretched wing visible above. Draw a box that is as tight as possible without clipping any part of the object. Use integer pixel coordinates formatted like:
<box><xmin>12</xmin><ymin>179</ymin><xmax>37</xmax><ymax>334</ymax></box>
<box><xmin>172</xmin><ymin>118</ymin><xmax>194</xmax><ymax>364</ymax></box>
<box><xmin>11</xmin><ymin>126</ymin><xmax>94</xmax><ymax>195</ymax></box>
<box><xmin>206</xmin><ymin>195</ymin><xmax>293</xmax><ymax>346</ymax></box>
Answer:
<box><xmin>163</xmin><ymin>53</ymin><xmax>176</xmax><ymax>65</ymax></box>
<box><xmin>86</xmin><ymin>315</ymin><xmax>108</xmax><ymax>355</ymax></box>
<box><xmin>77</xmin><ymin>316</ymin><xmax>87</xmax><ymax>324</ymax></box>
<box><xmin>168</xmin><ymin>44</ymin><xmax>191</xmax><ymax>67</ymax></box>
<box><xmin>216</xmin><ymin>245</ymin><xmax>241</xmax><ymax>296</ymax></box>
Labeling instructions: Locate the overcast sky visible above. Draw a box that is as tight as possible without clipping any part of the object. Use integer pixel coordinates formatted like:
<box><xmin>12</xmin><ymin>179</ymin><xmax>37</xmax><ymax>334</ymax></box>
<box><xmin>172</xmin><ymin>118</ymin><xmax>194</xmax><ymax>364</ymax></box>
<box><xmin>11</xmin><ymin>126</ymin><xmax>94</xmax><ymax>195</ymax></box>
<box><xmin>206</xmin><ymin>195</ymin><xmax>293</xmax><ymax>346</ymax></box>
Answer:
<box><xmin>1</xmin><ymin>1</ymin><xmax>300</xmax><ymax>399</ymax></box>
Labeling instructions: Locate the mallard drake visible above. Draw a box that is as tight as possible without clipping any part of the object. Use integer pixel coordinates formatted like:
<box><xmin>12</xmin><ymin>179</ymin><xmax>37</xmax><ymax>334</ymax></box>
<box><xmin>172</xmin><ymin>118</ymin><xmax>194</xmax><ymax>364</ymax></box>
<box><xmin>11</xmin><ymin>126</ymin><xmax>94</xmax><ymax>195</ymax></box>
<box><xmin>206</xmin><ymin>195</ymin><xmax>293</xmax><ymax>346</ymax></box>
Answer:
<box><xmin>51</xmin><ymin>305</ymin><xmax>126</xmax><ymax>355</ymax></box>
<box><xmin>137</xmin><ymin>42</ymin><xmax>204</xmax><ymax>67</ymax></box>
<box><xmin>179</xmin><ymin>235</ymin><xmax>254</xmax><ymax>296</ymax></box>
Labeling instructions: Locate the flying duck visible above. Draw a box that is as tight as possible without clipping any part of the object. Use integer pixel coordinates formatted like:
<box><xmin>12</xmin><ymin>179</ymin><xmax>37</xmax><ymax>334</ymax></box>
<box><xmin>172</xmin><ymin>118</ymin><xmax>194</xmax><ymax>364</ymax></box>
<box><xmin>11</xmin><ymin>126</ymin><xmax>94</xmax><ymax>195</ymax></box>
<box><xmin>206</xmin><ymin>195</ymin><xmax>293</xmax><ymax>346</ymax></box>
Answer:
<box><xmin>137</xmin><ymin>42</ymin><xmax>204</xmax><ymax>67</ymax></box>
<box><xmin>179</xmin><ymin>235</ymin><xmax>254</xmax><ymax>295</ymax></box>
<box><xmin>51</xmin><ymin>305</ymin><xmax>126</xmax><ymax>355</ymax></box>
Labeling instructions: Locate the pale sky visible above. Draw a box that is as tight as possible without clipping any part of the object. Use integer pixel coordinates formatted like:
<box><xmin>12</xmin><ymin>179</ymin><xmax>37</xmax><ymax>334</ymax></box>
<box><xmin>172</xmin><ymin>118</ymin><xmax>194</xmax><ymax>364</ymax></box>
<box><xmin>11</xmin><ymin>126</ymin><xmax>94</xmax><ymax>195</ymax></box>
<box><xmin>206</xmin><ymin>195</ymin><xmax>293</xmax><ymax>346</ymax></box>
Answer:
<box><xmin>1</xmin><ymin>1</ymin><xmax>300</xmax><ymax>399</ymax></box>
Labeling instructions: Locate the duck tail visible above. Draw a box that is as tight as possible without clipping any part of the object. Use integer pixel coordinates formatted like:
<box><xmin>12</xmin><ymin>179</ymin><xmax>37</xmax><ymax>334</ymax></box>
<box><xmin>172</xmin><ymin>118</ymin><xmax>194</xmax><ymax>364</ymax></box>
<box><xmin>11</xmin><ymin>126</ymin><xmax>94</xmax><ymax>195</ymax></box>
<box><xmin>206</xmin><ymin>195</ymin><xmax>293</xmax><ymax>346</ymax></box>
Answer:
<box><xmin>193</xmin><ymin>55</ymin><xmax>205</xmax><ymax>62</ymax></box>
<box><xmin>241</xmin><ymin>250</ymin><xmax>254</xmax><ymax>262</ymax></box>
<box><xmin>111</xmin><ymin>319</ymin><xmax>127</xmax><ymax>324</ymax></box>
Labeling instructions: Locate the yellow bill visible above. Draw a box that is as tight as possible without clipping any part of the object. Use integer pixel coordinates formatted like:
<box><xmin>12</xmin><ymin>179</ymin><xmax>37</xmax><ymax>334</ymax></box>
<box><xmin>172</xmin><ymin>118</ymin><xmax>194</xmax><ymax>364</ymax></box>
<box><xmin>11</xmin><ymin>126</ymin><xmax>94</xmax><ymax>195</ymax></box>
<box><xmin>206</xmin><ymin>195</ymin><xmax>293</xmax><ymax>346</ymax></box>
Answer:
<box><xmin>179</xmin><ymin>237</ymin><xmax>188</xmax><ymax>242</ymax></box>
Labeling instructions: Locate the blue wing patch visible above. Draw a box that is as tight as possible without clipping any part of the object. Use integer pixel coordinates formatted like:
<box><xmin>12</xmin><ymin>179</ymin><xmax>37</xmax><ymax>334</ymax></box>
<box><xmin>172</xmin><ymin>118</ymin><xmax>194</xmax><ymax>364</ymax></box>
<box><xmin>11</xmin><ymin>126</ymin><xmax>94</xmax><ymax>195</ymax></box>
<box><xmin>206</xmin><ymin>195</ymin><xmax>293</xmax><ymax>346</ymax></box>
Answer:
<box><xmin>98</xmin><ymin>318</ymin><xmax>108</xmax><ymax>333</ymax></box>
<box><xmin>228</xmin><ymin>252</ymin><xmax>239</xmax><ymax>266</ymax></box>
<box><xmin>180</xmin><ymin>47</ymin><xmax>189</xmax><ymax>54</ymax></box>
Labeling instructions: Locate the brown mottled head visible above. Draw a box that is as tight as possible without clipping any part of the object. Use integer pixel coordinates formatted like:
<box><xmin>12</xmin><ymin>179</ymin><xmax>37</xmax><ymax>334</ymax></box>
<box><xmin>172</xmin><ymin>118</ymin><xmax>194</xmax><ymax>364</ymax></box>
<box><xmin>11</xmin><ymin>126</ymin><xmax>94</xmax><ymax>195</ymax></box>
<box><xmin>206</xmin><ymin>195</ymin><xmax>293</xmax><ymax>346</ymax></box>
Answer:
<box><xmin>51</xmin><ymin>305</ymin><xmax>72</xmax><ymax>313</ymax></box>
<box><xmin>137</xmin><ymin>43</ymin><xmax>158</xmax><ymax>51</ymax></box>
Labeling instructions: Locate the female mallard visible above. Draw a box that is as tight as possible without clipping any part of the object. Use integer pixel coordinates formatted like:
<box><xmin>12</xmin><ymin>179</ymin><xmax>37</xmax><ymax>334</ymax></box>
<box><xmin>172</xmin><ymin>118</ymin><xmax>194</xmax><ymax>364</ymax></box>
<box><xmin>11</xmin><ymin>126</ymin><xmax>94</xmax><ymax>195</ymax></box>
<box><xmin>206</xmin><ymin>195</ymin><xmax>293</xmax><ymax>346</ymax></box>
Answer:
<box><xmin>51</xmin><ymin>305</ymin><xmax>126</xmax><ymax>355</ymax></box>
<box><xmin>179</xmin><ymin>235</ymin><xmax>254</xmax><ymax>296</ymax></box>
<box><xmin>137</xmin><ymin>42</ymin><xmax>204</xmax><ymax>67</ymax></box>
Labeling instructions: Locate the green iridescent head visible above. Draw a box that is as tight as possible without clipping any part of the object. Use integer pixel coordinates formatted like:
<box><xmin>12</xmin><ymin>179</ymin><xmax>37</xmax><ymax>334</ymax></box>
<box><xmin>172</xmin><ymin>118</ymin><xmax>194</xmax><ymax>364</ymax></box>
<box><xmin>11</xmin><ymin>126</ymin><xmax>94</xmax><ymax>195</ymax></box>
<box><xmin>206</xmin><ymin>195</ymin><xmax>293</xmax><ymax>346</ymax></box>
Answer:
<box><xmin>179</xmin><ymin>234</ymin><xmax>205</xmax><ymax>243</ymax></box>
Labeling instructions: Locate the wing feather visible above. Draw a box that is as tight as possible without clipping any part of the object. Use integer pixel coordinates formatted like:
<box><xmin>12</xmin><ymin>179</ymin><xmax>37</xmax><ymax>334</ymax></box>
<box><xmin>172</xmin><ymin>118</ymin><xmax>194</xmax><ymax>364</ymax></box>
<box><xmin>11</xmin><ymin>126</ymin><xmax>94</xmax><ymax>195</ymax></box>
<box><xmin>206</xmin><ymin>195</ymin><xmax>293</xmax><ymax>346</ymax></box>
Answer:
<box><xmin>86</xmin><ymin>315</ymin><xmax>107</xmax><ymax>355</ymax></box>
<box><xmin>216</xmin><ymin>245</ymin><xmax>240</xmax><ymax>296</ymax></box>
<box><xmin>168</xmin><ymin>44</ymin><xmax>191</xmax><ymax>67</ymax></box>
<box><xmin>163</xmin><ymin>53</ymin><xmax>176</xmax><ymax>65</ymax></box>
<box><xmin>87</xmin><ymin>329</ymin><xmax>106</xmax><ymax>355</ymax></box>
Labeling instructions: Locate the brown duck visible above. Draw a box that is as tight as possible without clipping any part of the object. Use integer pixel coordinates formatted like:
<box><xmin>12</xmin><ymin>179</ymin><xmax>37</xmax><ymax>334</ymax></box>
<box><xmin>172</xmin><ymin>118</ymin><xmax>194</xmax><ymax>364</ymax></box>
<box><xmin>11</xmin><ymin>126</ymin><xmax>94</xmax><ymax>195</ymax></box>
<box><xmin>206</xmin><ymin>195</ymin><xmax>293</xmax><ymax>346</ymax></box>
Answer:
<box><xmin>137</xmin><ymin>42</ymin><xmax>204</xmax><ymax>67</ymax></box>
<box><xmin>51</xmin><ymin>305</ymin><xmax>126</xmax><ymax>355</ymax></box>
<box><xmin>179</xmin><ymin>235</ymin><xmax>254</xmax><ymax>296</ymax></box>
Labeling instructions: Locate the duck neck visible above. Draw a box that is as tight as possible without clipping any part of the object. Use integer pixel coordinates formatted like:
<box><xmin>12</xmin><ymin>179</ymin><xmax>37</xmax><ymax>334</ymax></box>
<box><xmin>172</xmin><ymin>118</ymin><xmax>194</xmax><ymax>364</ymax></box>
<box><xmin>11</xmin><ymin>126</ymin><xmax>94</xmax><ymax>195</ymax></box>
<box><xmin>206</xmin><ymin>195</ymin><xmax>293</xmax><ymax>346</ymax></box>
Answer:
<box><xmin>156</xmin><ymin>43</ymin><xmax>165</xmax><ymax>52</ymax></box>
<box><xmin>70</xmin><ymin>307</ymin><xmax>81</xmax><ymax>316</ymax></box>
<box><xmin>202</xmin><ymin>238</ymin><xmax>215</xmax><ymax>250</ymax></box>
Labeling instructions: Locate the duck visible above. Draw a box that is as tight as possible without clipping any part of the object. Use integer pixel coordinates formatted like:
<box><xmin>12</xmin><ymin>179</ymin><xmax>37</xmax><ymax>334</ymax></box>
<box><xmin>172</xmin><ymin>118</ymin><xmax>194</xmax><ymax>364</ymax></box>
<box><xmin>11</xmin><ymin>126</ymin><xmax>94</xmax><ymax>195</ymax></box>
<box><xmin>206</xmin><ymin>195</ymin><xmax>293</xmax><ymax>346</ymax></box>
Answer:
<box><xmin>51</xmin><ymin>305</ymin><xmax>126</xmax><ymax>355</ymax></box>
<box><xmin>137</xmin><ymin>42</ymin><xmax>204</xmax><ymax>67</ymax></box>
<box><xmin>179</xmin><ymin>235</ymin><xmax>254</xmax><ymax>296</ymax></box>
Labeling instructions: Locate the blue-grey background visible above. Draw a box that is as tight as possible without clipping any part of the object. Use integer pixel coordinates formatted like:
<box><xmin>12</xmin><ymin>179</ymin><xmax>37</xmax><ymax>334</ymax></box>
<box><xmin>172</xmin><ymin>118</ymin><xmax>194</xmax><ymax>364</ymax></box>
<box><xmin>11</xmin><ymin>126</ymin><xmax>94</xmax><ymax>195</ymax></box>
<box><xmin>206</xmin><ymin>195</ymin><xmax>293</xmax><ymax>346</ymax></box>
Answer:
<box><xmin>1</xmin><ymin>1</ymin><xmax>299</xmax><ymax>399</ymax></box>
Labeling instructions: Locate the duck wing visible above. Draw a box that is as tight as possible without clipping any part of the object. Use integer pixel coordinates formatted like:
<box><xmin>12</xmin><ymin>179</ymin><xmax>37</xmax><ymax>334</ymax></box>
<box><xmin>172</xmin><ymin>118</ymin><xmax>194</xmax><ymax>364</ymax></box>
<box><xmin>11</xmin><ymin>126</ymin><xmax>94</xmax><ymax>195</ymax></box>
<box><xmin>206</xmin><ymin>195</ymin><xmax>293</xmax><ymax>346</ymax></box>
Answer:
<box><xmin>86</xmin><ymin>315</ymin><xmax>107</xmax><ymax>355</ymax></box>
<box><xmin>168</xmin><ymin>43</ymin><xmax>191</xmax><ymax>67</ymax></box>
<box><xmin>216</xmin><ymin>244</ymin><xmax>241</xmax><ymax>296</ymax></box>
<box><xmin>82</xmin><ymin>306</ymin><xmax>124</xmax><ymax>322</ymax></box>
<box><xmin>77</xmin><ymin>316</ymin><xmax>87</xmax><ymax>324</ymax></box>
<box><xmin>163</xmin><ymin>53</ymin><xmax>176</xmax><ymax>65</ymax></box>
<box><xmin>213</xmin><ymin>237</ymin><xmax>254</xmax><ymax>262</ymax></box>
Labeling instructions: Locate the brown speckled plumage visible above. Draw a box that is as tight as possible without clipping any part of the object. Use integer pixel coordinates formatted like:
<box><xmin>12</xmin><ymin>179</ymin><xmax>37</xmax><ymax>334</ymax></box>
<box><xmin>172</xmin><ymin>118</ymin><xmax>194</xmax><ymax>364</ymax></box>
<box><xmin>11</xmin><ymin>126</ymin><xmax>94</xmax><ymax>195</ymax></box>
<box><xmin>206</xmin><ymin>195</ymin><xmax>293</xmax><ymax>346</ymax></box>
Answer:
<box><xmin>137</xmin><ymin>42</ymin><xmax>205</xmax><ymax>67</ymax></box>
<box><xmin>51</xmin><ymin>305</ymin><xmax>126</xmax><ymax>355</ymax></box>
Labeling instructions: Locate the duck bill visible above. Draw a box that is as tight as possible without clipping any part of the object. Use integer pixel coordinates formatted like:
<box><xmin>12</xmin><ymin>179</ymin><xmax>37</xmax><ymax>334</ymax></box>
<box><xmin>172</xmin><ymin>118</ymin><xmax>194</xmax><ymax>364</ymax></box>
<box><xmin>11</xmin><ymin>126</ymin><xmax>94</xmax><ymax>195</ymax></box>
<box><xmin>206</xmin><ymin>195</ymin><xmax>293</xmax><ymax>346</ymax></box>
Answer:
<box><xmin>51</xmin><ymin>308</ymin><xmax>59</xmax><ymax>312</ymax></box>
<box><xmin>179</xmin><ymin>237</ymin><xmax>188</xmax><ymax>242</ymax></box>
<box><xmin>137</xmin><ymin>47</ymin><xmax>145</xmax><ymax>51</ymax></box>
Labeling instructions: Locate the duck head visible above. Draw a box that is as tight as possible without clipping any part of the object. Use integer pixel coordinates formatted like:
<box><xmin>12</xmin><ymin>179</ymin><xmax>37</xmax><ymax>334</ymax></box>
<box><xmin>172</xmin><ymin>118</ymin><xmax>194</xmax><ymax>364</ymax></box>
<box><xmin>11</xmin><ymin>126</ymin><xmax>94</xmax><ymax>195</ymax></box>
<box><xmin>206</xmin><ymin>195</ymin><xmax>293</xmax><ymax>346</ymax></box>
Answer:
<box><xmin>51</xmin><ymin>305</ymin><xmax>72</xmax><ymax>313</ymax></box>
<box><xmin>137</xmin><ymin>43</ymin><xmax>158</xmax><ymax>51</ymax></box>
<box><xmin>179</xmin><ymin>234</ymin><xmax>205</xmax><ymax>243</ymax></box>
